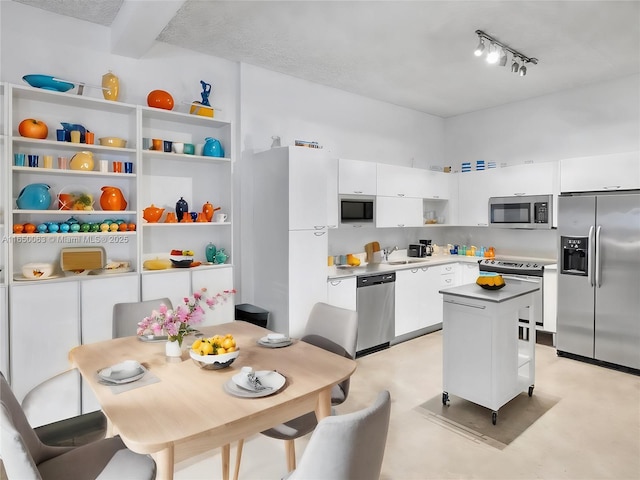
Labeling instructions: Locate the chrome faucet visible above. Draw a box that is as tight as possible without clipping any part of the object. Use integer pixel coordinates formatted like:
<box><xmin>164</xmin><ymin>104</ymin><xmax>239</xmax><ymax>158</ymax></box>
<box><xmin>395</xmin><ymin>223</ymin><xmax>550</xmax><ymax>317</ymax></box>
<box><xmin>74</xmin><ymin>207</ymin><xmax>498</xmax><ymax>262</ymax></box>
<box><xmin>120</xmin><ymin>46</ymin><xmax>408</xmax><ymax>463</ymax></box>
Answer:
<box><xmin>382</xmin><ymin>246</ymin><xmax>398</xmax><ymax>262</ymax></box>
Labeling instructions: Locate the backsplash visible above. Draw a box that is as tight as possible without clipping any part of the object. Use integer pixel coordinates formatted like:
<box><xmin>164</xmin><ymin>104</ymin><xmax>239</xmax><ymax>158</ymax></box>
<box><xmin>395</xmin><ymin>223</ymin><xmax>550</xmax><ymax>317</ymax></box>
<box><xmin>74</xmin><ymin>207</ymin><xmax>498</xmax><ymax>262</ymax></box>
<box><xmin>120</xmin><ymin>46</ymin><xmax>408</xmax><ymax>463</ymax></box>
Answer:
<box><xmin>329</xmin><ymin>226</ymin><xmax>557</xmax><ymax>261</ymax></box>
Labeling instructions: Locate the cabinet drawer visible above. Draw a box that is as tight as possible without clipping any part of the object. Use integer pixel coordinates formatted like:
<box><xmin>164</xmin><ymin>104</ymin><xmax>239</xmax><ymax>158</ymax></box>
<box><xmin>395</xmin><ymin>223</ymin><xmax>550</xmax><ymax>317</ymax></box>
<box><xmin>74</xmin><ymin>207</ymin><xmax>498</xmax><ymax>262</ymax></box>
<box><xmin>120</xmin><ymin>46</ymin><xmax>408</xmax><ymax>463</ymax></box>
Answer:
<box><xmin>439</xmin><ymin>264</ymin><xmax>458</xmax><ymax>275</ymax></box>
<box><xmin>440</xmin><ymin>273</ymin><xmax>456</xmax><ymax>288</ymax></box>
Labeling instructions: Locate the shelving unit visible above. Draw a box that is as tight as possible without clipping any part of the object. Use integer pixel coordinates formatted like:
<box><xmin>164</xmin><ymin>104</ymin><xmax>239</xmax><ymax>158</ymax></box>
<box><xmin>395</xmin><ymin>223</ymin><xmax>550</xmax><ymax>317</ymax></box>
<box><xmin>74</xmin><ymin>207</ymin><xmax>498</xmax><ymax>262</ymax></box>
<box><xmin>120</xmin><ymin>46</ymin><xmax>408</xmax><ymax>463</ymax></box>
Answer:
<box><xmin>3</xmin><ymin>83</ymin><xmax>235</xmax><ymax>425</ymax></box>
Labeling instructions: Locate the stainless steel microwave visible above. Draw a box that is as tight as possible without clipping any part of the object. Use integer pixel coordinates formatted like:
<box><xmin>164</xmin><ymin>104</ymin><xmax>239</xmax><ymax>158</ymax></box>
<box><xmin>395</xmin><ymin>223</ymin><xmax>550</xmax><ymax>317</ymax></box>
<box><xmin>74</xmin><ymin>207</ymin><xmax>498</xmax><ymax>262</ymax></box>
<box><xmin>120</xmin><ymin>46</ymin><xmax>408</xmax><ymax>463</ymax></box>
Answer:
<box><xmin>488</xmin><ymin>194</ymin><xmax>553</xmax><ymax>229</ymax></box>
<box><xmin>340</xmin><ymin>196</ymin><xmax>375</xmax><ymax>226</ymax></box>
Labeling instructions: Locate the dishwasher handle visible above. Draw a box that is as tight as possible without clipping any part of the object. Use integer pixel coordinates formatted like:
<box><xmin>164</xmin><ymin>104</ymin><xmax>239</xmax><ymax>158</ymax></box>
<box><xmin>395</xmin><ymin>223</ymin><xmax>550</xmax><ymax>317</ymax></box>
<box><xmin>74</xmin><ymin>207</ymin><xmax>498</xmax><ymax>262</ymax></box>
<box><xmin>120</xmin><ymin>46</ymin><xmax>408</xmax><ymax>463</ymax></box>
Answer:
<box><xmin>357</xmin><ymin>272</ymin><xmax>396</xmax><ymax>287</ymax></box>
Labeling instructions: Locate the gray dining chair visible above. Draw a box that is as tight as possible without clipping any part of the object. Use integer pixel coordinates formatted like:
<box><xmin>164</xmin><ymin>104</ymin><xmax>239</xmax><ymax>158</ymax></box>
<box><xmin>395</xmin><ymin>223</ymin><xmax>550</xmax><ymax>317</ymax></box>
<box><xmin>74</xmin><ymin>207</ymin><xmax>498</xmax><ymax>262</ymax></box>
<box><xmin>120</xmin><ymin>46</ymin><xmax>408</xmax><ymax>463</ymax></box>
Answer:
<box><xmin>113</xmin><ymin>297</ymin><xmax>173</xmax><ymax>338</ymax></box>
<box><xmin>233</xmin><ymin>302</ymin><xmax>358</xmax><ymax>478</ymax></box>
<box><xmin>285</xmin><ymin>390</ymin><xmax>391</xmax><ymax>480</ymax></box>
<box><xmin>0</xmin><ymin>372</ymin><xmax>156</xmax><ymax>480</ymax></box>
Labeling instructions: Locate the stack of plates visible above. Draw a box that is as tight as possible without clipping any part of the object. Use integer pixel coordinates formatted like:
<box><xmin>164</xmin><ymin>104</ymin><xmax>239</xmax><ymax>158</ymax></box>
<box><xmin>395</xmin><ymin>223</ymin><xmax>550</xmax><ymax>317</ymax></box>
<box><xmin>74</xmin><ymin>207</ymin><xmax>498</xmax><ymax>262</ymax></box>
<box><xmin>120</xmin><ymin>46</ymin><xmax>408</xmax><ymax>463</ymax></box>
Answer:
<box><xmin>461</xmin><ymin>162</ymin><xmax>471</xmax><ymax>173</ymax></box>
<box><xmin>257</xmin><ymin>334</ymin><xmax>292</xmax><ymax>348</ymax></box>
<box><xmin>224</xmin><ymin>370</ymin><xmax>286</xmax><ymax>398</ymax></box>
<box><xmin>98</xmin><ymin>360</ymin><xmax>145</xmax><ymax>384</ymax></box>
<box><xmin>476</xmin><ymin>160</ymin><xmax>486</xmax><ymax>171</ymax></box>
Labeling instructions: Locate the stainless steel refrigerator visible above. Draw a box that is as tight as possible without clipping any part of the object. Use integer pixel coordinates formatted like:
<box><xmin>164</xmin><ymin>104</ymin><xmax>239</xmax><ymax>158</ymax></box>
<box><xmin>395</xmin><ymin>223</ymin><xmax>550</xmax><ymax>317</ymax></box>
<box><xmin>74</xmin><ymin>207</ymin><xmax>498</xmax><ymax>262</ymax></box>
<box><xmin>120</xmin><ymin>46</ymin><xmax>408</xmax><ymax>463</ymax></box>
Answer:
<box><xmin>557</xmin><ymin>192</ymin><xmax>640</xmax><ymax>370</ymax></box>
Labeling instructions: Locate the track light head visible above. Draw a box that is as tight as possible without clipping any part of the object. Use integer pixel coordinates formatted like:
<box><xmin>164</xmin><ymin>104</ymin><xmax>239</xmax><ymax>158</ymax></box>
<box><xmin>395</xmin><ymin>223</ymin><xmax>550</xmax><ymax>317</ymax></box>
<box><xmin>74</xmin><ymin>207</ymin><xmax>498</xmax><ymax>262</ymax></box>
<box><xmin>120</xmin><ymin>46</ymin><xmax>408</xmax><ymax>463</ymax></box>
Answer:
<box><xmin>519</xmin><ymin>62</ymin><xmax>527</xmax><ymax>76</ymax></box>
<box><xmin>511</xmin><ymin>57</ymin><xmax>520</xmax><ymax>73</ymax></box>
<box><xmin>499</xmin><ymin>48</ymin><xmax>508</xmax><ymax>66</ymax></box>
<box><xmin>486</xmin><ymin>43</ymin><xmax>499</xmax><ymax>64</ymax></box>
<box><xmin>474</xmin><ymin>37</ymin><xmax>485</xmax><ymax>57</ymax></box>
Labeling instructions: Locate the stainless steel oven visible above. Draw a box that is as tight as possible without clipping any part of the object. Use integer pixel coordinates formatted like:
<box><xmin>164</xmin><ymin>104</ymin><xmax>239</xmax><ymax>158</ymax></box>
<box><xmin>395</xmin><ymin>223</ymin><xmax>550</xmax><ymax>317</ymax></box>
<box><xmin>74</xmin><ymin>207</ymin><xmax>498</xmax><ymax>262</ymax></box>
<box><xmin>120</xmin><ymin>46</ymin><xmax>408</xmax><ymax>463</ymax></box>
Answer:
<box><xmin>478</xmin><ymin>259</ymin><xmax>545</xmax><ymax>330</ymax></box>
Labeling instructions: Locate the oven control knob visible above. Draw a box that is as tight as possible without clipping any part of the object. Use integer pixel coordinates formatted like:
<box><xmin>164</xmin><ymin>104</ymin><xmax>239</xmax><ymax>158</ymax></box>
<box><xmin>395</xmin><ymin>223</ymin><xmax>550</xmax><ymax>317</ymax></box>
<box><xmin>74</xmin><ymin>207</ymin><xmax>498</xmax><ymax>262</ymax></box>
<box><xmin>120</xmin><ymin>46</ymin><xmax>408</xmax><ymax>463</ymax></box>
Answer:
<box><xmin>526</xmin><ymin>263</ymin><xmax>531</xmax><ymax>267</ymax></box>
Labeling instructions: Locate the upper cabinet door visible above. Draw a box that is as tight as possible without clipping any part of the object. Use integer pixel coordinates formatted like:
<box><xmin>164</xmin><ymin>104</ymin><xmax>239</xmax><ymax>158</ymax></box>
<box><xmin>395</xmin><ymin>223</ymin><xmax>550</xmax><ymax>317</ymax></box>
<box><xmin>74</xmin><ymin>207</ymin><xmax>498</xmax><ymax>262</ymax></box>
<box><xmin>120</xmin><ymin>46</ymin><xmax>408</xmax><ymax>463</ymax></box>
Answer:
<box><xmin>491</xmin><ymin>162</ymin><xmax>559</xmax><ymax>197</ymax></box>
<box><xmin>560</xmin><ymin>152</ymin><xmax>640</xmax><ymax>193</ymax></box>
<box><xmin>376</xmin><ymin>196</ymin><xmax>423</xmax><ymax>228</ymax></box>
<box><xmin>289</xmin><ymin>148</ymin><xmax>329</xmax><ymax>230</ymax></box>
<box><xmin>422</xmin><ymin>170</ymin><xmax>450</xmax><ymax>199</ymax></box>
<box><xmin>377</xmin><ymin>164</ymin><xmax>424</xmax><ymax>198</ymax></box>
<box><xmin>338</xmin><ymin>158</ymin><xmax>377</xmax><ymax>195</ymax></box>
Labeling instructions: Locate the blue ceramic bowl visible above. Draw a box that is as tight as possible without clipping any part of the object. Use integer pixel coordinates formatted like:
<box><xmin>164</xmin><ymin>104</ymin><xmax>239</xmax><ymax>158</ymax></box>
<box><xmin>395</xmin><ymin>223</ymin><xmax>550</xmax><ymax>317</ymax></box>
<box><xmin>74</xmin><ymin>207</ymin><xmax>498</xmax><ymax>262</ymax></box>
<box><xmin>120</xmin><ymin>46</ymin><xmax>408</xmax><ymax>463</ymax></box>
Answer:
<box><xmin>23</xmin><ymin>75</ymin><xmax>74</xmax><ymax>92</ymax></box>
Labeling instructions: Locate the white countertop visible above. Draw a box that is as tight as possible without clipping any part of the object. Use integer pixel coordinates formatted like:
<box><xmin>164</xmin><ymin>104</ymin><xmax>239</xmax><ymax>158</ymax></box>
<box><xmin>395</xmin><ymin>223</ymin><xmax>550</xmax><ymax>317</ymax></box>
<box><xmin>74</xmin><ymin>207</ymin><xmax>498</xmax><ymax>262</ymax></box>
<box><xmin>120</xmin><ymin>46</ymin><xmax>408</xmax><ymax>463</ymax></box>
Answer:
<box><xmin>327</xmin><ymin>254</ymin><xmax>556</xmax><ymax>280</ymax></box>
<box><xmin>439</xmin><ymin>280</ymin><xmax>540</xmax><ymax>303</ymax></box>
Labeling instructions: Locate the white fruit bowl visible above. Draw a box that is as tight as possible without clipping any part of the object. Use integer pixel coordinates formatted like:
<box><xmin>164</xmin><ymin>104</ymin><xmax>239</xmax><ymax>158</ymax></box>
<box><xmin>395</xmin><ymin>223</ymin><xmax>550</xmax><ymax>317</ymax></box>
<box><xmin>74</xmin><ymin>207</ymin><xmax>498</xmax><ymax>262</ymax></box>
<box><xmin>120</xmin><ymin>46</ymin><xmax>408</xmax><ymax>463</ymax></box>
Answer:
<box><xmin>189</xmin><ymin>349</ymin><xmax>239</xmax><ymax>370</ymax></box>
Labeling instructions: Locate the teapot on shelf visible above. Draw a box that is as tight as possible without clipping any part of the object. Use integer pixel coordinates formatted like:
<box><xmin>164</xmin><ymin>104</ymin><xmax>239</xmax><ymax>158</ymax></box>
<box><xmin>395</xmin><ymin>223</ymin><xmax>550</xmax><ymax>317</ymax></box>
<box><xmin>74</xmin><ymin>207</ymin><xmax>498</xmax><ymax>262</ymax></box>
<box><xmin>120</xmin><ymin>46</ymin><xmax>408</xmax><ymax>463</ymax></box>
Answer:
<box><xmin>214</xmin><ymin>248</ymin><xmax>228</xmax><ymax>265</ymax></box>
<box><xmin>202</xmin><ymin>201</ymin><xmax>221</xmax><ymax>222</ymax></box>
<box><xmin>205</xmin><ymin>243</ymin><xmax>217</xmax><ymax>263</ymax></box>
<box><xmin>142</xmin><ymin>204</ymin><xmax>164</xmax><ymax>223</ymax></box>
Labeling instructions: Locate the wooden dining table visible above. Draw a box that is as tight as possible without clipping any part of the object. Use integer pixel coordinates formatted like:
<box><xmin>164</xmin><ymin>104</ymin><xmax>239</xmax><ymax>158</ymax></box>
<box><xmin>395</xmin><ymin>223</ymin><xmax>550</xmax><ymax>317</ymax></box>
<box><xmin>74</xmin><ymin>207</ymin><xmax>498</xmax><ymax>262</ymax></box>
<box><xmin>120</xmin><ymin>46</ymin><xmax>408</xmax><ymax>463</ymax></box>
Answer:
<box><xmin>68</xmin><ymin>321</ymin><xmax>357</xmax><ymax>480</ymax></box>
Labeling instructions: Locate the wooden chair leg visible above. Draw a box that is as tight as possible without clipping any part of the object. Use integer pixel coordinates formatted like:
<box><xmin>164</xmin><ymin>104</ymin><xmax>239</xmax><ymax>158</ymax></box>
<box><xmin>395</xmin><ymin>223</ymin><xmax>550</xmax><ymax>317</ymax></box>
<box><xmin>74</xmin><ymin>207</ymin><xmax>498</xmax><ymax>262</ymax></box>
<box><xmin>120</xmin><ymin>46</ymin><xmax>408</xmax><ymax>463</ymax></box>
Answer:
<box><xmin>233</xmin><ymin>439</ymin><xmax>244</xmax><ymax>480</ymax></box>
<box><xmin>222</xmin><ymin>444</ymin><xmax>230</xmax><ymax>480</ymax></box>
<box><xmin>285</xmin><ymin>439</ymin><xmax>296</xmax><ymax>472</ymax></box>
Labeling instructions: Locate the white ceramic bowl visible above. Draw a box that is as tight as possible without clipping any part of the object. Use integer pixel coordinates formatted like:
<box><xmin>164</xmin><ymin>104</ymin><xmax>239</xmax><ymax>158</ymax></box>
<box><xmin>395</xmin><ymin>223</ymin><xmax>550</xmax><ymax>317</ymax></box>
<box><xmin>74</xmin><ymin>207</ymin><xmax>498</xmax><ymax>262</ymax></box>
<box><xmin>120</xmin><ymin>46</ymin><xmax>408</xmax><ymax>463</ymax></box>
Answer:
<box><xmin>98</xmin><ymin>137</ymin><xmax>127</xmax><ymax>148</ymax></box>
<box><xmin>190</xmin><ymin>348</ymin><xmax>239</xmax><ymax>370</ymax></box>
<box><xmin>22</xmin><ymin>262</ymin><xmax>55</xmax><ymax>279</ymax></box>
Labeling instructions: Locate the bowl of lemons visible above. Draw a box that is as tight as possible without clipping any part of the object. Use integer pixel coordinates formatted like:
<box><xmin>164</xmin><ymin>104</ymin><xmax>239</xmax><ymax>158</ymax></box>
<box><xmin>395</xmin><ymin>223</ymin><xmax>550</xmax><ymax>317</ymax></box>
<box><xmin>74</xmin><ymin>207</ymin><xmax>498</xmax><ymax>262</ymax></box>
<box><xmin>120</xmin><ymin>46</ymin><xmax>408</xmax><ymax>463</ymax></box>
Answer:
<box><xmin>190</xmin><ymin>334</ymin><xmax>239</xmax><ymax>370</ymax></box>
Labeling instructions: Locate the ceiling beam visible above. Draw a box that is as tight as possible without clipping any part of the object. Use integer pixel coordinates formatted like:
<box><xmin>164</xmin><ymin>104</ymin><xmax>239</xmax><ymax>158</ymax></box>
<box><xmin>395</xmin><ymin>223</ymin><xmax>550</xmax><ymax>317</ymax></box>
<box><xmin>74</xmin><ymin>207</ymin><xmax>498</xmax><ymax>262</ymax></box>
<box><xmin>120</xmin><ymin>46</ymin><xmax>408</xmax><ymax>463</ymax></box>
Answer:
<box><xmin>109</xmin><ymin>0</ymin><xmax>186</xmax><ymax>58</ymax></box>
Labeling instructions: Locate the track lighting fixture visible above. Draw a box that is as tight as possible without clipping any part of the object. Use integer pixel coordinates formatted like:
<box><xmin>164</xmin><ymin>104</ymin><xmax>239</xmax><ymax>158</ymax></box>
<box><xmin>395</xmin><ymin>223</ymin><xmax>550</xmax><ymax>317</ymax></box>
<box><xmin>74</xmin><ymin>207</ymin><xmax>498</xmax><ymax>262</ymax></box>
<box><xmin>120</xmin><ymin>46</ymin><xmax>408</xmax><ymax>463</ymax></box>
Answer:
<box><xmin>474</xmin><ymin>30</ymin><xmax>538</xmax><ymax>75</ymax></box>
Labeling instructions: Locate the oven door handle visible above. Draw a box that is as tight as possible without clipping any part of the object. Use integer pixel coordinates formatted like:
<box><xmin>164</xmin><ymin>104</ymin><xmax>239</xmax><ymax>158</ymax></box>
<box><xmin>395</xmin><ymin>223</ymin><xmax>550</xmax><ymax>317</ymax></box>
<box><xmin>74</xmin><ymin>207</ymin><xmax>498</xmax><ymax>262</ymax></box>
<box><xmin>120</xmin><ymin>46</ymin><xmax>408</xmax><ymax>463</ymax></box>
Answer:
<box><xmin>500</xmin><ymin>275</ymin><xmax>541</xmax><ymax>284</ymax></box>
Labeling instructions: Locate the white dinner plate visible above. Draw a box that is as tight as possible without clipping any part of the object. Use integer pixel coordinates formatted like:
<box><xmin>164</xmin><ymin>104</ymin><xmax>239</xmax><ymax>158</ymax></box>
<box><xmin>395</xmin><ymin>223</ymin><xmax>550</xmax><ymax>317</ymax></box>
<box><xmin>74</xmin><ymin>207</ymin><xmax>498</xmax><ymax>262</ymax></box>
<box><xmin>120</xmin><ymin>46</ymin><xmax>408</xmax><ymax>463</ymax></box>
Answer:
<box><xmin>257</xmin><ymin>337</ymin><xmax>293</xmax><ymax>348</ymax></box>
<box><xmin>225</xmin><ymin>370</ymin><xmax>286</xmax><ymax>398</ymax></box>
<box><xmin>13</xmin><ymin>273</ymin><xmax>62</xmax><ymax>281</ymax></box>
<box><xmin>98</xmin><ymin>361</ymin><xmax>145</xmax><ymax>384</ymax></box>
<box><xmin>138</xmin><ymin>334</ymin><xmax>169</xmax><ymax>342</ymax></box>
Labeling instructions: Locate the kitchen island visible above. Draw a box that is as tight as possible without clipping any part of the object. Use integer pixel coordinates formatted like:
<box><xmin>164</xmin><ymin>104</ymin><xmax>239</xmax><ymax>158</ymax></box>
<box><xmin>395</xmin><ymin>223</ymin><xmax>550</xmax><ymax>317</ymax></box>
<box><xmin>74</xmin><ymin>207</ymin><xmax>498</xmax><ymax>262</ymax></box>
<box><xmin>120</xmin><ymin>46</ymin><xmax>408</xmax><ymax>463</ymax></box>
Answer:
<box><xmin>439</xmin><ymin>280</ymin><xmax>540</xmax><ymax>424</ymax></box>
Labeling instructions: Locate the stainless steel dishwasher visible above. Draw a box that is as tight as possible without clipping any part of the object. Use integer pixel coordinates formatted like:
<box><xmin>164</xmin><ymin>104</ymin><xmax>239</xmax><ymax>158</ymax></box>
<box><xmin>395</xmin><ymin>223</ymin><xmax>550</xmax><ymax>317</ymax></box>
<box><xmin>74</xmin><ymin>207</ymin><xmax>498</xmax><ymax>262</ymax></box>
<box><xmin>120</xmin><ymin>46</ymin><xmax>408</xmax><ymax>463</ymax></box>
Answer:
<box><xmin>356</xmin><ymin>272</ymin><xmax>395</xmax><ymax>356</ymax></box>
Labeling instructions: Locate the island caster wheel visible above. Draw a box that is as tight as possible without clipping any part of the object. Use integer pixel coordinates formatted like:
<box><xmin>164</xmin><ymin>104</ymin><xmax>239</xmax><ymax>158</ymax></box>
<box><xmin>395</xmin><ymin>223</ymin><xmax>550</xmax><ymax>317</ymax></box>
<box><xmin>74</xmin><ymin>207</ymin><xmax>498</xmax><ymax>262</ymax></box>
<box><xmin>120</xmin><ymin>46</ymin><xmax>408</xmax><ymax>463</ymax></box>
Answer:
<box><xmin>442</xmin><ymin>392</ymin><xmax>449</xmax><ymax>406</ymax></box>
<box><xmin>492</xmin><ymin>411</ymin><xmax>497</xmax><ymax>425</ymax></box>
<box><xmin>528</xmin><ymin>385</ymin><xmax>534</xmax><ymax>397</ymax></box>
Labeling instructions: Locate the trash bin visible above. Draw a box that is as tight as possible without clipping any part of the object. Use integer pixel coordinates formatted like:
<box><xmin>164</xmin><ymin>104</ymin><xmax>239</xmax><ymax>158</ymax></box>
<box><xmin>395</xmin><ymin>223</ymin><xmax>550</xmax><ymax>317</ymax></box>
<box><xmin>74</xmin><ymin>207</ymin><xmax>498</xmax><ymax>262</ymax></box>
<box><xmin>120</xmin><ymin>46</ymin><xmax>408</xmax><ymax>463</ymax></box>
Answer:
<box><xmin>235</xmin><ymin>303</ymin><xmax>269</xmax><ymax>328</ymax></box>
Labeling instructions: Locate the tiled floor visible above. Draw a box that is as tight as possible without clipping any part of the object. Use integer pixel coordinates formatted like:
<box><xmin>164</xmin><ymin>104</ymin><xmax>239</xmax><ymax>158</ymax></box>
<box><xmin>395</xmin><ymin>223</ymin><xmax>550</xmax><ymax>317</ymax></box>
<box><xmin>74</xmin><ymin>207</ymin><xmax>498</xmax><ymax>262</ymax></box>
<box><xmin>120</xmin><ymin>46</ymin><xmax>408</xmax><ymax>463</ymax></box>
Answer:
<box><xmin>175</xmin><ymin>330</ymin><xmax>640</xmax><ymax>479</ymax></box>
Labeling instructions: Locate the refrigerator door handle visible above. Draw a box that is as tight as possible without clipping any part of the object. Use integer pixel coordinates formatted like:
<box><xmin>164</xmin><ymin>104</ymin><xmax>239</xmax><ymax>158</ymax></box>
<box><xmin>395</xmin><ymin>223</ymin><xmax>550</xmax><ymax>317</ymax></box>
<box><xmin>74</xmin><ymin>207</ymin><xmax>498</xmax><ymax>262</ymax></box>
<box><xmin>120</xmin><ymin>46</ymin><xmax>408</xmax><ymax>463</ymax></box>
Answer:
<box><xmin>595</xmin><ymin>225</ymin><xmax>602</xmax><ymax>287</ymax></box>
<box><xmin>588</xmin><ymin>225</ymin><xmax>595</xmax><ymax>287</ymax></box>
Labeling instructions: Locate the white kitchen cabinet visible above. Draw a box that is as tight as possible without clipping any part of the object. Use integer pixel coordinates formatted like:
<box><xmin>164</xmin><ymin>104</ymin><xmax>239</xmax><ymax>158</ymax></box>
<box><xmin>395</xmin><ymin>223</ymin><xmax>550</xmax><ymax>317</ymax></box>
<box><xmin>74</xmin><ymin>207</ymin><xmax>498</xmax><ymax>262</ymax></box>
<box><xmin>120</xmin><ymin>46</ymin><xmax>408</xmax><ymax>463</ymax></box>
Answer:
<box><xmin>192</xmin><ymin>266</ymin><xmax>235</xmax><ymax>326</ymax></box>
<box><xmin>376</xmin><ymin>196</ymin><xmax>423</xmax><ymax>228</ymax></box>
<box><xmin>252</xmin><ymin>148</ymin><xmax>331</xmax><ymax>338</ymax></box>
<box><xmin>338</xmin><ymin>158</ymin><xmax>377</xmax><ymax>195</ymax></box>
<box><xmin>456</xmin><ymin>170</ymin><xmax>496</xmax><ymax>226</ymax></box>
<box><xmin>288</xmin><ymin>148</ymin><xmax>331</xmax><ymax>230</ymax></box>
<box><xmin>327</xmin><ymin>276</ymin><xmax>356</xmax><ymax>311</ymax></box>
<box><xmin>491</xmin><ymin>162</ymin><xmax>558</xmax><ymax>197</ymax></box>
<box><xmin>288</xmin><ymin>230</ymin><xmax>329</xmax><ymax>337</ymax></box>
<box><xmin>421</xmin><ymin>170</ymin><xmax>450</xmax><ymax>200</ymax></box>
<box><xmin>326</xmin><ymin>158</ymin><xmax>339</xmax><ymax>229</ymax></box>
<box><xmin>141</xmin><ymin>270</ymin><xmax>191</xmax><ymax>308</ymax></box>
<box><xmin>560</xmin><ymin>151</ymin><xmax>640</xmax><ymax>193</ymax></box>
<box><xmin>377</xmin><ymin>163</ymin><xmax>424</xmax><ymax>198</ymax></box>
<box><xmin>458</xmin><ymin>261</ymin><xmax>479</xmax><ymax>285</ymax></box>
<box><xmin>9</xmin><ymin>281</ymin><xmax>81</xmax><ymax>427</ymax></box>
<box><xmin>137</xmin><ymin>267</ymin><xmax>235</xmax><ymax>330</ymax></box>
<box><xmin>395</xmin><ymin>266</ymin><xmax>442</xmax><ymax>337</ymax></box>
<box><xmin>80</xmin><ymin>274</ymin><xmax>139</xmax><ymax>413</ymax></box>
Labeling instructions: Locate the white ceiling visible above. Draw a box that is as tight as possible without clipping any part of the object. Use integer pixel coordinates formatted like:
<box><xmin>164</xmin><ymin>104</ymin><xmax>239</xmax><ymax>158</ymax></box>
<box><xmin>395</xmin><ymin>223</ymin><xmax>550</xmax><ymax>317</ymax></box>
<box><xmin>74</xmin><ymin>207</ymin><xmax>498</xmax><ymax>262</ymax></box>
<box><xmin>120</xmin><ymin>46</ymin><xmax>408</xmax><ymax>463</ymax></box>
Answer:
<box><xmin>12</xmin><ymin>0</ymin><xmax>640</xmax><ymax>118</ymax></box>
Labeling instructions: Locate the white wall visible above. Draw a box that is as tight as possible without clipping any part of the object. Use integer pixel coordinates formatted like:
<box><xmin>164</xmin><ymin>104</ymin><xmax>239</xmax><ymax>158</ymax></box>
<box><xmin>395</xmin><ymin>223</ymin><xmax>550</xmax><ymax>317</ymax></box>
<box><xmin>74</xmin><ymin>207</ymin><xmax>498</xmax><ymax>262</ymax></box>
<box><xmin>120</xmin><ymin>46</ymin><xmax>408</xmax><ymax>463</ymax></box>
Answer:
<box><xmin>237</xmin><ymin>63</ymin><xmax>446</xmax><ymax>300</ymax></box>
<box><xmin>444</xmin><ymin>74</ymin><xmax>640</xmax><ymax>168</ymax></box>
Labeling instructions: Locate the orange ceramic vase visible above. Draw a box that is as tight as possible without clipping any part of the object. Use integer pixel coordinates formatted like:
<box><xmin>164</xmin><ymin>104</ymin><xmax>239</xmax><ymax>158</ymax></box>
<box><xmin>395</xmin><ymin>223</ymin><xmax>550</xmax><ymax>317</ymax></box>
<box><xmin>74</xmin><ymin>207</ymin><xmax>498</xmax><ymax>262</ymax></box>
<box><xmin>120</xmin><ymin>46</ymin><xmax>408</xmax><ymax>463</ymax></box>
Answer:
<box><xmin>100</xmin><ymin>186</ymin><xmax>127</xmax><ymax>211</ymax></box>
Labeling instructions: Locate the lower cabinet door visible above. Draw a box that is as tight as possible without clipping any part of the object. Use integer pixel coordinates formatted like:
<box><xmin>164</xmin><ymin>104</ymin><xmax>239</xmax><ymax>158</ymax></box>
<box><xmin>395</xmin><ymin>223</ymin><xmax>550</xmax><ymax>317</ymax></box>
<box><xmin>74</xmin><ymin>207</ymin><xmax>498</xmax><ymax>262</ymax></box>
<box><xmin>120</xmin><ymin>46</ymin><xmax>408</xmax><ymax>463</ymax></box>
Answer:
<box><xmin>10</xmin><ymin>282</ymin><xmax>81</xmax><ymax>427</ymax></box>
<box><xmin>327</xmin><ymin>277</ymin><xmax>357</xmax><ymax>311</ymax></box>
<box><xmin>289</xmin><ymin>230</ymin><xmax>328</xmax><ymax>338</ymax></box>
<box><xmin>141</xmin><ymin>270</ymin><xmax>191</xmax><ymax>308</ymax></box>
<box><xmin>395</xmin><ymin>267</ymin><xmax>441</xmax><ymax>336</ymax></box>
<box><xmin>192</xmin><ymin>266</ymin><xmax>235</xmax><ymax>326</ymax></box>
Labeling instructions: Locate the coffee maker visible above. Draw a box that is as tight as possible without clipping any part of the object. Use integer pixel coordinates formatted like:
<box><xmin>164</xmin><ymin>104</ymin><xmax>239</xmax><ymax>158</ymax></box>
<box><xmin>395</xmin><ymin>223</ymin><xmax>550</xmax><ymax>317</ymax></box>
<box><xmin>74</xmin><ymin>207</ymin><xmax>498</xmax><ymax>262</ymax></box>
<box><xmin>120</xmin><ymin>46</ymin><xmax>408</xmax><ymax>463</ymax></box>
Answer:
<box><xmin>419</xmin><ymin>239</ymin><xmax>433</xmax><ymax>257</ymax></box>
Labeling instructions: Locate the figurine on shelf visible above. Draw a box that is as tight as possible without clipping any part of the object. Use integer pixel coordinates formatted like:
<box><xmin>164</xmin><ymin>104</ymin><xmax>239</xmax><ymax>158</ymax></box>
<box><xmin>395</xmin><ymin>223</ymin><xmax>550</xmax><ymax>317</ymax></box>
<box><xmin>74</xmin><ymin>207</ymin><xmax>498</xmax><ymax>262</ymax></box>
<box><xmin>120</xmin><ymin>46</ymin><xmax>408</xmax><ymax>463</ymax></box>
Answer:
<box><xmin>190</xmin><ymin>80</ymin><xmax>214</xmax><ymax>117</ymax></box>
